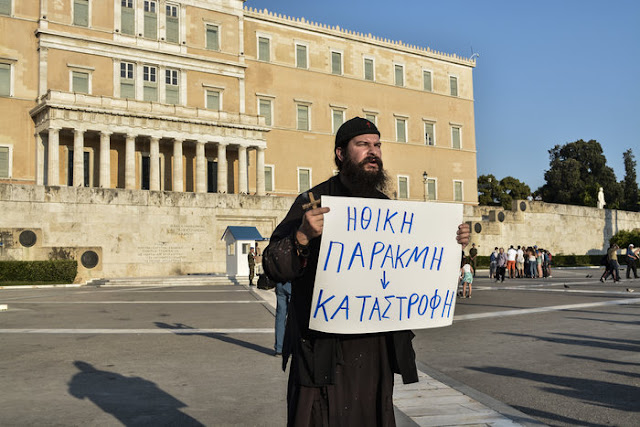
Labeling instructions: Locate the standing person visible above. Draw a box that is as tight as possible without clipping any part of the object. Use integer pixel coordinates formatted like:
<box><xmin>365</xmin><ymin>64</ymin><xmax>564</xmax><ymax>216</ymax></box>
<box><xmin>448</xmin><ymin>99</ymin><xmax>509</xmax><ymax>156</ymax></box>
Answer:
<box><xmin>607</xmin><ymin>243</ymin><xmax>621</xmax><ymax>282</ymax></box>
<box><xmin>496</xmin><ymin>247</ymin><xmax>507</xmax><ymax>282</ymax></box>
<box><xmin>626</xmin><ymin>244</ymin><xmax>639</xmax><ymax>279</ymax></box>
<box><xmin>528</xmin><ymin>247</ymin><xmax>537</xmax><ymax>278</ymax></box>
<box><xmin>516</xmin><ymin>245</ymin><xmax>525</xmax><ymax>278</ymax></box>
<box><xmin>536</xmin><ymin>246</ymin><xmax>544</xmax><ymax>279</ymax></box>
<box><xmin>507</xmin><ymin>245</ymin><xmax>517</xmax><ymax>279</ymax></box>
<box><xmin>460</xmin><ymin>258</ymin><xmax>474</xmax><ymax>298</ymax></box>
<box><xmin>489</xmin><ymin>247</ymin><xmax>498</xmax><ymax>279</ymax></box>
<box><xmin>274</xmin><ymin>281</ymin><xmax>292</xmax><ymax>356</ymax></box>
<box><xmin>262</xmin><ymin>117</ymin><xmax>471</xmax><ymax>426</ymax></box>
<box><xmin>469</xmin><ymin>243</ymin><xmax>478</xmax><ymax>277</ymax></box>
<box><xmin>247</xmin><ymin>247</ymin><xmax>256</xmax><ymax>287</ymax></box>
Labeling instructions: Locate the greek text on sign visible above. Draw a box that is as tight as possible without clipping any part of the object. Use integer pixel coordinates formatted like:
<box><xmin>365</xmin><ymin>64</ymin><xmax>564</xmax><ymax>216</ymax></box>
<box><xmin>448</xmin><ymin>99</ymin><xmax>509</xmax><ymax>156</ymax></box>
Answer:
<box><xmin>309</xmin><ymin>196</ymin><xmax>463</xmax><ymax>334</ymax></box>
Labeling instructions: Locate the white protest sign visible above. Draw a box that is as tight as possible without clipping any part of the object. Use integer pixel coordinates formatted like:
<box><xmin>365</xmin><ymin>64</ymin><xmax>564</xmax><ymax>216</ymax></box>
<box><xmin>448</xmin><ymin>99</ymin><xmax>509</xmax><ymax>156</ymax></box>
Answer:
<box><xmin>309</xmin><ymin>195</ymin><xmax>463</xmax><ymax>334</ymax></box>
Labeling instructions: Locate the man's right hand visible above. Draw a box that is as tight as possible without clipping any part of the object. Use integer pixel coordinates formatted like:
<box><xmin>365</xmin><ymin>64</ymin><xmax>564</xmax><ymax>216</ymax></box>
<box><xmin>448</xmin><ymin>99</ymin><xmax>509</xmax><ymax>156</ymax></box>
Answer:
<box><xmin>296</xmin><ymin>207</ymin><xmax>330</xmax><ymax>246</ymax></box>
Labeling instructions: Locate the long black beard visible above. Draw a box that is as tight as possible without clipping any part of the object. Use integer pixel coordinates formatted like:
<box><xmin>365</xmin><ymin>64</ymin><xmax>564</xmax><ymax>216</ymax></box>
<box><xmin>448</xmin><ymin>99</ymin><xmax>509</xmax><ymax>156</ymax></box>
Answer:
<box><xmin>340</xmin><ymin>154</ymin><xmax>389</xmax><ymax>197</ymax></box>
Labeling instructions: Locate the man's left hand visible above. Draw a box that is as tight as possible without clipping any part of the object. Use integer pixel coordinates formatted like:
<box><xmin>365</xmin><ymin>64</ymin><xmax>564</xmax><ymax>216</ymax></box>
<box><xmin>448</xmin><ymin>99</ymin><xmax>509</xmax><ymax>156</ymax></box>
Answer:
<box><xmin>456</xmin><ymin>223</ymin><xmax>470</xmax><ymax>249</ymax></box>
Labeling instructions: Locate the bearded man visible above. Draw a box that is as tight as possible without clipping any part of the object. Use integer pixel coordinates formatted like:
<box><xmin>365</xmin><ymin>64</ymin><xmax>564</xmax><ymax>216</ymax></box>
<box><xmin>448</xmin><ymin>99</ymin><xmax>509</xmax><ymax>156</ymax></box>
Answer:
<box><xmin>263</xmin><ymin>117</ymin><xmax>470</xmax><ymax>426</ymax></box>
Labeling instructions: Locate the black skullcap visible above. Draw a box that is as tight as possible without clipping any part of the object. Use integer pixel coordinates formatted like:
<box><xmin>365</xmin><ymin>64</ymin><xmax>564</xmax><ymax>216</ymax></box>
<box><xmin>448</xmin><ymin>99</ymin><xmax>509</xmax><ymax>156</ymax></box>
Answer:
<box><xmin>335</xmin><ymin>117</ymin><xmax>380</xmax><ymax>148</ymax></box>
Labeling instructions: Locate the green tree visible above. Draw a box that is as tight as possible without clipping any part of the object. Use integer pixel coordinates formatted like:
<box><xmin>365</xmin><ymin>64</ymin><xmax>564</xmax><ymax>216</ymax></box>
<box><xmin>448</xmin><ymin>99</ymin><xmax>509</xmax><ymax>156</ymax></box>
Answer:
<box><xmin>610</xmin><ymin>229</ymin><xmax>640</xmax><ymax>248</ymax></box>
<box><xmin>621</xmin><ymin>149</ymin><xmax>639</xmax><ymax>212</ymax></box>
<box><xmin>540</xmin><ymin>139</ymin><xmax>622</xmax><ymax>208</ymax></box>
<box><xmin>477</xmin><ymin>174</ymin><xmax>531</xmax><ymax>210</ymax></box>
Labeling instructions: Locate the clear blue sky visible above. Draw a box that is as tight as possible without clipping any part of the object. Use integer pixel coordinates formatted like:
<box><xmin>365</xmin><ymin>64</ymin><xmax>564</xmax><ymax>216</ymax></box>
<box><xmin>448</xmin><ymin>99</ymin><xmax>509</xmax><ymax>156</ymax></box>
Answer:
<box><xmin>245</xmin><ymin>0</ymin><xmax>640</xmax><ymax>190</ymax></box>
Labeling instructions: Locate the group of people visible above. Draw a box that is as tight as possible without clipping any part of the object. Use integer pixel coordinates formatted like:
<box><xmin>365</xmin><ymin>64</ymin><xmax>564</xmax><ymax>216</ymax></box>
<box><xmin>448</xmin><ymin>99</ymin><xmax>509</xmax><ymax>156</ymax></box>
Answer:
<box><xmin>600</xmin><ymin>243</ymin><xmax>639</xmax><ymax>282</ymax></box>
<box><xmin>487</xmin><ymin>245</ymin><xmax>552</xmax><ymax>282</ymax></box>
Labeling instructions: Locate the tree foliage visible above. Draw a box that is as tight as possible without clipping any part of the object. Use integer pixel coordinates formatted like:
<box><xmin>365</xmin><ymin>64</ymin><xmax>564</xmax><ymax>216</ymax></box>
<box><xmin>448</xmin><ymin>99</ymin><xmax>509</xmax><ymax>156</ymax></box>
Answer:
<box><xmin>621</xmin><ymin>149</ymin><xmax>639</xmax><ymax>212</ymax></box>
<box><xmin>539</xmin><ymin>140</ymin><xmax>622</xmax><ymax>208</ymax></box>
<box><xmin>610</xmin><ymin>229</ymin><xmax>640</xmax><ymax>249</ymax></box>
<box><xmin>478</xmin><ymin>174</ymin><xmax>531</xmax><ymax>210</ymax></box>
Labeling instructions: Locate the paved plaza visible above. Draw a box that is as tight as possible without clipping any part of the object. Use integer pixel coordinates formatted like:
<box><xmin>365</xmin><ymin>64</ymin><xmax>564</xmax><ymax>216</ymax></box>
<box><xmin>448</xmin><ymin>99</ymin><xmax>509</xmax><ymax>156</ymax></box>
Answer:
<box><xmin>0</xmin><ymin>267</ymin><xmax>638</xmax><ymax>426</ymax></box>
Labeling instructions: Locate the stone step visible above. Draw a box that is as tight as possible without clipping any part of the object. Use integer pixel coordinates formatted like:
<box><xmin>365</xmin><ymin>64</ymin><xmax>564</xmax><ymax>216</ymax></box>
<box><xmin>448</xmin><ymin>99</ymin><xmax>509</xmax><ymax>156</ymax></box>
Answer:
<box><xmin>87</xmin><ymin>275</ymin><xmax>249</xmax><ymax>287</ymax></box>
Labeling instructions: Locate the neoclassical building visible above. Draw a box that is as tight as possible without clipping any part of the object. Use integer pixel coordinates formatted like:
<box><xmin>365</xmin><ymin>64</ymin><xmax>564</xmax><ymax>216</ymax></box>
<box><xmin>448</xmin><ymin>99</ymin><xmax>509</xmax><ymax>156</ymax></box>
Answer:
<box><xmin>0</xmin><ymin>0</ymin><xmax>477</xmax><ymax>203</ymax></box>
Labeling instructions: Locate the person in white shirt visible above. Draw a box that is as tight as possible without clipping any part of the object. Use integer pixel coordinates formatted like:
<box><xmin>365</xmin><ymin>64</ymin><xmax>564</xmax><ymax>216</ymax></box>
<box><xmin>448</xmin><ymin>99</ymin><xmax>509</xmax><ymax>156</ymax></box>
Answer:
<box><xmin>507</xmin><ymin>245</ymin><xmax>517</xmax><ymax>278</ymax></box>
<box><xmin>516</xmin><ymin>245</ymin><xmax>525</xmax><ymax>278</ymax></box>
<box><xmin>460</xmin><ymin>259</ymin><xmax>474</xmax><ymax>298</ymax></box>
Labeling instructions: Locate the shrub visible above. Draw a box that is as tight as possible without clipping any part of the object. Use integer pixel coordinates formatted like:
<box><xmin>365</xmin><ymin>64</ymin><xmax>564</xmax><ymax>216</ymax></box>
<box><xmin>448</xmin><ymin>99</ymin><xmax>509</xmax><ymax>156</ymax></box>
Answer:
<box><xmin>0</xmin><ymin>260</ymin><xmax>77</xmax><ymax>284</ymax></box>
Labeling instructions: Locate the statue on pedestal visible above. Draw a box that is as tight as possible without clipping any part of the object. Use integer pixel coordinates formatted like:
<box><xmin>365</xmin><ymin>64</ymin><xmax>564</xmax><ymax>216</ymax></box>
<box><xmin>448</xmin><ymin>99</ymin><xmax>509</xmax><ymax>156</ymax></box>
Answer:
<box><xmin>597</xmin><ymin>187</ymin><xmax>606</xmax><ymax>209</ymax></box>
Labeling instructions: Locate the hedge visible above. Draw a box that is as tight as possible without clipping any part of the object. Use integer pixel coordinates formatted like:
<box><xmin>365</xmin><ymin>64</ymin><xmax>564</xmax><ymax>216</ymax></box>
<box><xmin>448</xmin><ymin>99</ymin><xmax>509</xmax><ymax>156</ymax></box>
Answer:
<box><xmin>0</xmin><ymin>260</ymin><xmax>77</xmax><ymax>284</ymax></box>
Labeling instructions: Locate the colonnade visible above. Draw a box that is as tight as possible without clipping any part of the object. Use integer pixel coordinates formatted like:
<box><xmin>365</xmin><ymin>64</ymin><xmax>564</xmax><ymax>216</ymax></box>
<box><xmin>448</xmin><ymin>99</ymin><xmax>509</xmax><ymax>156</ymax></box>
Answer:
<box><xmin>39</xmin><ymin>127</ymin><xmax>266</xmax><ymax>195</ymax></box>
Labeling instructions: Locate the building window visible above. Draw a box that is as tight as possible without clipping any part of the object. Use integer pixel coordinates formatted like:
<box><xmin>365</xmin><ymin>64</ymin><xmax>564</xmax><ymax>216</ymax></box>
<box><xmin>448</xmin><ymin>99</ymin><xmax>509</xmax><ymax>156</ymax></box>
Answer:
<box><xmin>73</xmin><ymin>0</ymin><xmax>89</xmax><ymax>27</ymax></box>
<box><xmin>71</xmin><ymin>70</ymin><xmax>90</xmax><ymax>94</ymax></box>
<box><xmin>165</xmin><ymin>3</ymin><xmax>179</xmax><ymax>43</ymax></box>
<box><xmin>120</xmin><ymin>62</ymin><xmax>135</xmax><ymax>99</ymax></box>
<box><xmin>450</xmin><ymin>75</ymin><xmax>458</xmax><ymax>97</ymax></box>
<box><xmin>424</xmin><ymin>122</ymin><xmax>435</xmax><ymax>146</ymax></box>
<box><xmin>206</xmin><ymin>89</ymin><xmax>220</xmax><ymax>111</ymax></box>
<box><xmin>297</xmin><ymin>104</ymin><xmax>309</xmax><ymax>131</ymax></box>
<box><xmin>295</xmin><ymin>43</ymin><xmax>308</xmax><ymax>69</ymax></box>
<box><xmin>394</xmin><ymin>64</ymin><xmax>404</xmax><ymax>87</ymax></box>
<box><xmin>298</xmin><ymin>168</ymin><xmax>311</xmax><ymax>193</ymax></box>
<box><xmin>67</xmin><ymin>150</ymin><xmax>90</xmax><ymax>187</ymax></box>
<box><xmin>454</xmin><ymin>180</ymin><xmax>463</xmax><ymax>202</ymax></box>
<box><xmin>0</xmin><ymin>0</ymin><xmax>10</xmax><ymax>16</ymax></box>
<box><xmin>364</xmin><ymin>113</ymin><xmax>376</xmax><ymax>125</ymax></box>
<box><xmin>143</xmin><ymin>65</ymin><xmax>157</xmax><ymax>102</ymax></box>
<box><xmin>264</xmin><ymin>165</ymin><xmax>274</xmax><ymax>192</ymax></box>
<box><xmin>258</xmin><ymin>36</ymin><xmax>270</xmax><ymax>61</ymax></box>
<box><xmin>0</xmin><ymin>62</ymin><xmax>11</xmax><ymax>97</ymax></box>
<box><xmin>331</xmin><ymin>51</ymin><xmax>342</xmax><ymax>75</ymax></box>
<box><xmin>396</xmin><ymin>118</ymin><xmax>407</xmax><ymax>143</ymax></box>
<box><xmin>451</xmin><ymin>126</ymin><xmax>461</xmax><ymax>149</ymax></box>
<box><xmin>398</xmin><ymin>176</ymin><xmax>409</xmax><ymax>199</ymax></box>
<box><xmin>121</xmin><ymin>0</ymin><xmax>135</xmax><ymax>35</ymax></box>
<box><xmin>258</xmin><ymin>98</ymin><xmax>272</xmax><ymax>126</ymax></box>
<box><xmin>427</xmin><ymin>178</ymin><xmax>437</xmax><ymax>201</ymax></box>
<box><xmin>423</xmin><ymin>70</ymin><xmax>432</xmax><ymax>92</ymax></box>
<box><xmin>206</xmin><ymin>24</ymin><xmax>219</xmax><ymax>50</ymax></box>
<box><xmin>165</xmin><ymin>69</ymin><xmax>179</xmax><ymax>104</ymax></box>
<box><xmin>143</xmin><ymin>0</ymin><xmax>157</xmax><ymax>39</ymax></box>
<box><xmin>364</xmin><ymin>57</ymin><xmax>374</xmax><ymax>81</ymax></box>
<box><xmin>332</xmin><ymin>109</ymin><xmax>345</xmax><ymax>134</ymax></box>
<box><xmin>0</xmin><ymin>146</ymin><xmax>10</xmax><ymax>178</ymax></box>
<box><xmin>207</xmin><ymin>160</ymin><xmax>217</xmax><ymax>192</ymax></box>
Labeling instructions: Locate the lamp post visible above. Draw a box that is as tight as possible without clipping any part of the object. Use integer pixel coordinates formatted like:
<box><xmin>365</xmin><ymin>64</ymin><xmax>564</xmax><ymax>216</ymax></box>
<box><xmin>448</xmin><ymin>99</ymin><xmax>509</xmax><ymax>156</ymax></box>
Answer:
<box><xmin>422</xmin><ymin>171</ymin><xmax>428</xmax><ymax>201</ymax></box>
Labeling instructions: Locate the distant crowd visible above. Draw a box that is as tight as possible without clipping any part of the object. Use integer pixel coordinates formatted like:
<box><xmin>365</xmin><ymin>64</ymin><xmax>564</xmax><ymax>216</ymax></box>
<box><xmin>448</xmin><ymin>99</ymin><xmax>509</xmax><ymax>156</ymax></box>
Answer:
<box><xmin>463</xmin><ymin>243</ymin><xmax>552</xmax><ymax>282</ymax></box>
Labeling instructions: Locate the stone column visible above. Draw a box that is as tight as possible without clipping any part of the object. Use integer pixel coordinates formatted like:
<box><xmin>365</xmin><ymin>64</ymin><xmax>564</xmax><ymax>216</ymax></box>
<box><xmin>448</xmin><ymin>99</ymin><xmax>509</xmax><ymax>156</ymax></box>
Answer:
<box><xmin>99</xmin><ymin>131</ymin><xmax>111</xmax><ymax>188</ymax></box>
<box><xmin>73</xmin><ymin>129</ymin><xmax>84</xmax><ymax>187</ymax></box>
<box><xmin>195</xmin><ymin>141</ymin><xmax>206</xmax><ymax>193</ymax></box>
<box><xmin>125</xmin><ymin>134</ymin><xmax>136</xmax><ymax>189</ymax></box>
<box><xmin>256</xmin><ymin>146</ymin><xmax>266</xmax><ymax>196</ymax></box>
<box><xmin>172</xmin><ymin>139</ymin><xmax>183</xmax><ymax>192</ymax></box>
<box><xmin>47</xmin><ymin>126</ymin><xmax>60</xmax><ymax>186</ymax></box>
<box><xmin>35</xmin><ymin>132</ymin><xmax>44</xmax><ymax>185</ymax></box>
<box><xmin>238</xmin><ymin>145</ymin><xmax>248</xmax><ymax>194</ymax></box>
<box><xmin>149</xmin><ymin>136</ymin><xmax>160</xmax><ymax>191</ymax></box>
<box><xmin>216</xmin><ymin>142</ymin><xmax>227</xmax><ymax>193</ymax></box>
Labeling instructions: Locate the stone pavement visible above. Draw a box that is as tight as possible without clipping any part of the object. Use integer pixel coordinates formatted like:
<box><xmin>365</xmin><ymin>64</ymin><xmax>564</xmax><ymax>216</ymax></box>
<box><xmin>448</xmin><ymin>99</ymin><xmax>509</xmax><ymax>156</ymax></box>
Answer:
<box><xmin>251</xmin><ymin>284</ymin><xmax>544</xmax><ymax>427</ymax></box>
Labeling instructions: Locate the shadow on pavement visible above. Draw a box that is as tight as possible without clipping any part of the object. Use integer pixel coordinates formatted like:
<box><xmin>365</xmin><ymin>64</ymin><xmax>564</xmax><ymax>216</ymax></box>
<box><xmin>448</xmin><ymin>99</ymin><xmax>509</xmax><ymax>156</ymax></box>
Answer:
<box><xmin>562</xmin><ymin>354</ymin><xmax>640</xmax><ymax>366</ymax></box>
<box><xmin>469</xmin><ymin>366</ymin><xmax>640</xmax><ymax>413</ymax></box>
<box><xmin>68</xmin><ymin>361</ymin><xmax>203</xmax><ymax>426</ymax></box>
<box><xmin>155</xmin><ymin>322</ymin><xmax>274</xmax><ymax>356</ymax></box>
<box><xmin>499</xmin><ymin>331</ymin><xmax>640</xmax><ymax>353</ymax></box>
<box><xmin>510</xmin><ymin>405</ymin><xmax>607</xmax><ymax>427</ymax></box>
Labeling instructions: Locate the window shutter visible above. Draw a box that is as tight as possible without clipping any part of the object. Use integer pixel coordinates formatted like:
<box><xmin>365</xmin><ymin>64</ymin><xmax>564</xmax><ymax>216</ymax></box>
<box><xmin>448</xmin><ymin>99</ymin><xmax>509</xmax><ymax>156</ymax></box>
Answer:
<box><xmin>0</xmin><ymin>63</ymin><xmax>10</xmax><ymax>97</ymax></box>
<box><xmin>144</xmin><ymin>10</ymin><xmax>157</xmax><ymax>39</ymax></box>
<box><xmin>455</xmin><ymin>182</ymin><xmax>463</xmax><ymax>201</ymax></box>
<box><xmin>423</xmin><ymin>71</ymin><xmax>432</xmax><ymax>91</ymax></box>
<box><xmin>72</xmin><ymin>71</ymin><xmax>89</xmax><ymax>93</ymax></box>
<box><xmin>296</xmin><ymin>45</ymin><xmax>307</xmax><ymax>68</ymax></box>
<box><xmin>364</xmin><ymin>59</ymin><xmax>373</xmax><ymax>81</ymax></box>
<box><xmin>207</xmin><ymin>91</ymin><xmax>220</xmax><ymax>110</ymax></box>
<box><xmin>425</xmin><ymin>123</ymin><xmax>434</xmax><ymax>145</ymax></box>
<box><xmin>0</xmin><ymin>0</ymin><xmax>11</xmax><ymax>15</ymax></box>
<box><xmin>206</xmin><ymin>25</ymin><xmax>219</xmax><ymax>50</ymax></box>
<box><xmin>332</xmin><ymin>110</ymin><xmax>343</xmax><ymax>133</ymax></box>
<box><xmin>331</xmin><ymin>52</ymin><xmax>341</xmax><ymax>75</ymax></box>
<box><xmin>74</xmin><ymin>0</ymin><xmax>89</xmax><ymax>27</ymax></box>
<box><xmin>365</xmin><ymin>114</ymin><xmax>376</xmax><ymax>124</ymax></box>
<box><xmin>395</xmin><ymin>65</ymin><xmax>403</xmax><ymax>86</ymax></box>
<box><xmin>399</xmin><ymin>178</ymin><xmax>408</xmax><ymax>199</ymax></box>
<box><xmin>166</xmin><ymin>87</ymin><xmax>178</xmax><ymax>104</ymax></box>
<box><xmin>450</xmin><ymin>76</ymin><xmax>458</xmax><ymax>96</ymax></box>
<box><xmin>0</xmin><ymin>147</ymin><xmax>9</xmax><ymax>178</ymax></box>
<box><xmin>121</xmin><ymin>5</ymin><xmax>134</xmax><ymax>35</ymax></box>
<box><xmin>452</xmin><ymin>127</ymin><xmax>461</xmax><ymax>149</ymax></box>
<box><xmin>427</xmin><ymin>179</ymin><xmax>436</xmax><ymax>200</ymax></box>
<box><xmin>143</xmin><ymin>85</ymin><xmax>157</xmax><ymax>102</ymax></box>
<box><xmin>264</xmin><ymin>166</ymin><xmax>273</xmax><ymax>192</ymax></box>
<box><xmin>299</xmin><ymin>170</ymin><xmax>310</xmax><ymax>192</ymax></box>
<box><xmin>121</xmin><ymin>82</ymin><xmax>134</xmax><ymax>98</ymax></box>
<box><xmin>259</xmin><ymin>99</ymin><xmax>271</xmax><ymax>125</ymax></box>
<box><xmin>297</xmin><ymin>105</ymin><xmax>308</xmax><ymax>130</ymax></box>
<box><xmin>166</xmin><ymin>16</ymin><xmax>179</xmax><ymax>43</ymax></box>
<box><xmin>258</xmin><ymin>37</ymin><xmax>270</xmax><ymax>61</ymax></box>
<box><xmin>396</xmin><ymin>119</ymin><xmax>406</xmax><ymax>142</ymax></box>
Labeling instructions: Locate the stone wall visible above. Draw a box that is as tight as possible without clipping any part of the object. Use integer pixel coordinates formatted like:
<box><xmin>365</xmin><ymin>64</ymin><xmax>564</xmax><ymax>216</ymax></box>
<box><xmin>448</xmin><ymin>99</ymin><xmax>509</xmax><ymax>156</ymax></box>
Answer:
<box><xmin>1</xmin><ymin>184</ymin><xmax>639</xmax><ymax>282</ymax></box>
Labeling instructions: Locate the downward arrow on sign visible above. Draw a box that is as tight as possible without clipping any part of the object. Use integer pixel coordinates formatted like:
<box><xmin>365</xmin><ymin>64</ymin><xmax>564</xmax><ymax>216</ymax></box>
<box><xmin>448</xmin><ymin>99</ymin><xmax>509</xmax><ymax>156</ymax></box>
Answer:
<box><xmin>380</xmin><ymin>271</ymin><xmax>390</xmax><ymax>289</ymax></box>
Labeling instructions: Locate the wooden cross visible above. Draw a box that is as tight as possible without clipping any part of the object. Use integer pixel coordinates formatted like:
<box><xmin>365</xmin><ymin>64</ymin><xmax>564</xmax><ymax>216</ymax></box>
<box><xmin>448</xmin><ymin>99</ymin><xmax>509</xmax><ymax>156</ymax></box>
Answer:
<box><xmin>301</xmin><ymin>192</ymin><xmax>321</xmax><ymax>210</ymax></box>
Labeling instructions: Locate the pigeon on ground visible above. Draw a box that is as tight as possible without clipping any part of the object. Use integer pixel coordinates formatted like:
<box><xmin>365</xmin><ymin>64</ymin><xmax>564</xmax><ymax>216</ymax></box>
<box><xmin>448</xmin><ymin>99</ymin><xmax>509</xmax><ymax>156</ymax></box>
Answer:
<box><xmin>563</xmin><ymin>284</ymin><xmax>570</xmax><ymax>289</ymax></box>
<box><xmin>627</xmin><ymin>288</ymin><xmax>635</xmax><ymax>293</ymax></box>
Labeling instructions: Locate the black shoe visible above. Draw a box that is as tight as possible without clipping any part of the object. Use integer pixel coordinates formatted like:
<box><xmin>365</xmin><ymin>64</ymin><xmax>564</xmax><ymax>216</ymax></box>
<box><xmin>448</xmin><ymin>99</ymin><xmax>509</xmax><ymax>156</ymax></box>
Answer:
<box><xmin>274</xmin><ymin>351</ymin><xmax>282</xmax><ymax>357</ymax></box>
